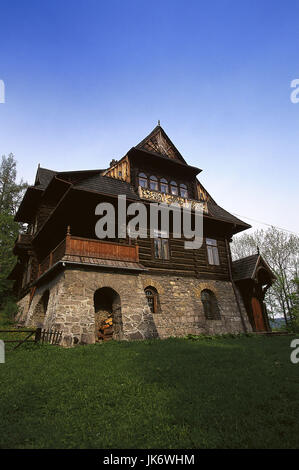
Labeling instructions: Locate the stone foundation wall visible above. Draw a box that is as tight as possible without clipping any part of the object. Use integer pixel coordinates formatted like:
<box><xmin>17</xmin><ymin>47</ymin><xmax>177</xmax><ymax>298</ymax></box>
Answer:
<box><xmin>20</xmin><ymin>267</ymin><xmax>252</xmax><ymax>346</ymax></box>
<box><xmin>15</xmin><ymin>292</ymin><xmax>31</xmax><ymax>325</ymax></box>
<box><xmin>140</xmin><ymin>274</ymin><xmax>251</xmax><ymax>337</ymax></box>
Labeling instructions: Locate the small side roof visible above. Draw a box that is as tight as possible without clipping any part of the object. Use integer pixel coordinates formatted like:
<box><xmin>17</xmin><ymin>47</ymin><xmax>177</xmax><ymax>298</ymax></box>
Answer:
<box><xmin>233</xmin><ymin>253</ymin><xmax>276</xmax><ymax>282</ymax></box>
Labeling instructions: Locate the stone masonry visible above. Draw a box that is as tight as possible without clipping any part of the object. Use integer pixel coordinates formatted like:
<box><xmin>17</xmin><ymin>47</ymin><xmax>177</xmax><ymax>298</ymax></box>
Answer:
<box><xmin>20</xmin><ymin>266</ymin><xmax>252</xmax><ymax>346</ymax></box>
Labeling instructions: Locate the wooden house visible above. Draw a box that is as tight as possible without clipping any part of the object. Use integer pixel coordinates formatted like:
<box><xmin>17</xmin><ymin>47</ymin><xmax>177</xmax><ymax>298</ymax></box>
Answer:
<box><xmin>8</xmin><ymin>125</ymin><xmax>275</xmax><ymax>345</ymax></box>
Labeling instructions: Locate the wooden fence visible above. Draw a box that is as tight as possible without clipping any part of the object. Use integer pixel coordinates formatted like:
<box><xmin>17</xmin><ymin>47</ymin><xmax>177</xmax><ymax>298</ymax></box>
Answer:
<box><xmin>0</xmin><ymin>327</ymin><xmax>62</xmax><ymax>350</ymax></box>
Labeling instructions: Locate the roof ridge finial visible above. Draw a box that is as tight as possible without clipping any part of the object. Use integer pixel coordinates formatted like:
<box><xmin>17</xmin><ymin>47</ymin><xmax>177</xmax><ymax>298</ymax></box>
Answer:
<box><xmin>158</xmin><ymin>120</ymin><xmax>160</xmax><ymax>126</ymax></box>
<box><xmin>257</xmin><ymin>246</ymin><xmax>260</xmax><ymax>255</ymax></box>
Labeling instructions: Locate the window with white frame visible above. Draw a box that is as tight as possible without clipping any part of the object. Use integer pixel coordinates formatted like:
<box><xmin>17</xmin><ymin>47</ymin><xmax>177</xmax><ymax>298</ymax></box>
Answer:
<box><xmin>170</xmin><ymin>181</ymin><xmax>178</xmax><ymax>195</ymax></box>
<box><xmin>153</xmin><ymin>230</ymin><xmax>169</xmax><ymax>260</ymax></box>
<box><xmin>160</xmin><ymin>178</ymin><xmax>169</xmax><ymax>193</ymax></box>
<box><xmin>138</xmin><ymin>173</ymin><xmax>148</xmax><ymax>188</ymax></box>
<box><xmin>206</xmin><ymin>238</ymin><xmax>220</xmax><ymax>265</ymax></box>
<box><xmin>149</xmin><ymin>175</ymin><xmax>158</xmax><ymax>191</ymax></box>
<box><xmin>180</xmin><ymin>183</ymin><xmax>188</xmax><ymax>198</ymax></box>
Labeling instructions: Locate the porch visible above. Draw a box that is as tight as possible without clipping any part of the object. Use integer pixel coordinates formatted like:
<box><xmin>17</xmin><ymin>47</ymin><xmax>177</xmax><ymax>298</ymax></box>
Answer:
<box><xmin>38</xmin><ymin>232</ymin><xmax>140</xmax><ymax>277</ymax></box>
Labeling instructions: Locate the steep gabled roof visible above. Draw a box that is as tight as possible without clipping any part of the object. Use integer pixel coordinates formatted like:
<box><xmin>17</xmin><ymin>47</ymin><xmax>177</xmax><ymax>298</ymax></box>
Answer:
<box><xmin>135</xmin><ymin>125</ymin><xmax>188</xmax><ymax>164</ymax></box>
<box><xmin>35</xmin><ymin>167</ymin><xmax>57</xmax><ymax>189</ymax></box>
<box><xmin>16</xmin><ymin>125</ymin><xmax>251</xmax><ymax>234</ymax></box>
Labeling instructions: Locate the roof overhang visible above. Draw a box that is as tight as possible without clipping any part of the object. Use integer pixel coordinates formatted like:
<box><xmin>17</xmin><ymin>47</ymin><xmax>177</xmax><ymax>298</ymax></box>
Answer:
<box><xmin>252</xmin><ymin>255</ymin><xmax>277</xmax><ymax>282</ymax></box>
<box><xmin>128</xmin><ymin>147</ymin><xmax>202</xmax><ymax>176</ymax></box>
<box><xmin>15</xmin><ymin>186</ymin><xmax>43</xmax><ymax>223</ymax></box>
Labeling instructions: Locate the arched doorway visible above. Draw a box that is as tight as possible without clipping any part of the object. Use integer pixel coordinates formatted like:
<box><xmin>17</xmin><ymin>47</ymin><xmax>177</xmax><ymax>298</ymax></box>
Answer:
<box><xmin>251</xmin><ymin>297</ymin><xmax>266</xmax><ymax>331</ymax></box>
<box><xmin>94</xmin><ymin>287</ymin><xmax>122</xmax><ymax>342</ymax></box>
<box><xmin>31</xmin><ymin>290</ymin><xmax>49</xmax><ymax>327</ymax></box>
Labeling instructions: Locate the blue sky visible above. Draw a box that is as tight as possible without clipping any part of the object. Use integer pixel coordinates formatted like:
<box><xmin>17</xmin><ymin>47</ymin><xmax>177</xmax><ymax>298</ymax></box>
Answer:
<box><xmin>0</xmin><ymin>0</ymin><xmax>298</xmax><ymax>234</ymax></box>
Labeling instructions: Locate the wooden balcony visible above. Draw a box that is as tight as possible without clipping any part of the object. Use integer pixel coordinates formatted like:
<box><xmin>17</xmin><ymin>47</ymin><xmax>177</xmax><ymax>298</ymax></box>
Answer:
<box><xmin>38</xmin><ymin>234</ymin><xmax>139</xmax><ymax>277</ymax></box>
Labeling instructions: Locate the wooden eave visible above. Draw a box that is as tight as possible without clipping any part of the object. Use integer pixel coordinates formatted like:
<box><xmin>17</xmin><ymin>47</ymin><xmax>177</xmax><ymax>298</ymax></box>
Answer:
<box><xmin>40</xmin><ymin>176</ymin><xmax>72</xmax><ymax>203</ymax></box>
<box><xmin>135</xmin><ymin>125</ymin><xmax>187</xmax><ymax>163</ymax></box>
<box><xmin>203</xmin><ymin>212</ymin><xmax>251</xmax><ymax>236</ymax></box>
<box><xmin>252</xmin><ymin>255</ymin><xmax>276</xmax><ymax>281</ymax></box>
<box><xmin>128</xmin><ymin>147</ymin><xmax>202</xmax><ymax>175</ymax></box>
<box><xmin>14</xmin><ymin>186</ymin><xmax>43</xmax><ymax>223</ymax></box>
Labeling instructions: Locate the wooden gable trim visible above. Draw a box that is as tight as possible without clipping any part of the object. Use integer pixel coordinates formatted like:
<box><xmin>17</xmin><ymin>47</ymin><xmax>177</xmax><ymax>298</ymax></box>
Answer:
<box><xmin>135</xmin><ymin>125</ymin><xmax>187</xmax><ymax>164</ymax></box>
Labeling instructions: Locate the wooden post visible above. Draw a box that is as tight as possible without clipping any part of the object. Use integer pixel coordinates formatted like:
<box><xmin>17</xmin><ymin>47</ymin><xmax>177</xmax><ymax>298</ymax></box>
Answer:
<box><xmin>35</xmin><ymin>327</ymin><xmax>42</xmax><ymax>343</ymax></box>
<box><xmin>65</xmin><ymin>225</ymin><xmax>71</xmax><ymax>254</ymax></box>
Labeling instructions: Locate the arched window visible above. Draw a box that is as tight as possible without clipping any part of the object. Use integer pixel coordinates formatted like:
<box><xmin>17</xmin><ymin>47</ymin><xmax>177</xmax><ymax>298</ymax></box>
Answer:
<box><xmin>138</xmin><ymin>173</ymin><xmax>148</xmax><ymax>188</ymax></box>
<box><xmin>201</xmin><ymin>289</ymin><xmax>221</xmax><ymax>320</ymax></box>
<box><xmin>145</xmin><ymin>286</ymin><xmax>159</xmax><ymax>313</ymax></box>
<box><xmin>180</xmin><ymin>183</ymin><xmax>188</xmax><ymax>198</ymax></box>
<box><xmin>160</xmin><ymin>178</ymin><xmax>169</xmax><ymax>194</ymax></box>
<box><xmin>170</xmin><ymin>181</ymin><xmax>178</xmax><ymax>195</ymax></box>
<box><xmin>149</xmin><ymin>175</ymin><xmax>158</xmax><ymax>191</ymax></box>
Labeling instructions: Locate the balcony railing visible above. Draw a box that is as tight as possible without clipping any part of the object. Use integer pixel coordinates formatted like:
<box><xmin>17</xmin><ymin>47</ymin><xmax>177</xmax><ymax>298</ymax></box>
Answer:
<box><xmin>38</xmin><ymin>234</ymin><xmax>139</xmax><ymax>277</ymax></box>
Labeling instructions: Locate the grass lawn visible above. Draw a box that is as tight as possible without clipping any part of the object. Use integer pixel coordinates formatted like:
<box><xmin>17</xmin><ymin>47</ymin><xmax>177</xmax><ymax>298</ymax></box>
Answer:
<box><xmin>0</xmin><ymin>314</ymin><xmax>299</xmax><ymax>449</ymax></box>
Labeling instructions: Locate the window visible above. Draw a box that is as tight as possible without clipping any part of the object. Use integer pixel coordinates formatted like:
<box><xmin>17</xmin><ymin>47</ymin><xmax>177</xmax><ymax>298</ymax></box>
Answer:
<box><xmin>206</xmin><ymin>238</ymin><xmax>220</xmax><ymax>265</ymax></box>
<box><xmin>201</xmin><ymin>289</ymin><xmax>221</xmax><ymax>320</ymax></box>
<box><xmin>138</xmin><ymin>173</ymin><xmax>148</xmax><ymax>188</ymax></box>
<box><xmin>153</xmin><ymin>230</ymin><xmax>169</xmax><ymax>260</ymax></box>
<box><xmin>170</xmin><ymin>181</ymin><xmax>178</xmax><ymax>195</ymax></box>
<box><xmin>180</xmin><ymin>183</ymin><xmax>188</xmax><ymax>198</ymax></box>
<box><xmin>149</xmin><ymin>175</ymin><xmax>158</xmax><ymax>191</ymax></box>
<box><xmin>160</xmin><ymin>178</ymin><xmax>169</xmax><ymax>193</ymax></box>
<box><xmin>145</xmin><ymin>287</ymin><xmax>158</xmax><ymax>313</ymax></box>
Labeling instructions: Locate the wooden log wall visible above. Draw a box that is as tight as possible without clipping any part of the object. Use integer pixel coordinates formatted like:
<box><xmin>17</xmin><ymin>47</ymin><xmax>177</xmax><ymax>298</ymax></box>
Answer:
<box><xmin>138</xmin><ymin>235</ymin><xmax>230</xmax><ymax>280</ymax></box>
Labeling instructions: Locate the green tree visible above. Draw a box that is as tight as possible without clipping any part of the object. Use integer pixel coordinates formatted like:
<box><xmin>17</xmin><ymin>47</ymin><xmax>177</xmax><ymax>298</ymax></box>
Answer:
<box><xmin>231</xmin><ymin>227</ymin><xmax>299</xmax><ymax>328</ymax></box>
<box><xmin>0</xmin><ymin>212</ymin><xmax>19</xmax><ymax>301</ymax></box>
<box><xmin>0</xmin><ymin>154</ymin><xmax>28</xmax><ymax>306</ymax></box>
<box><xmin>0</xmin><ymin>153</ymin><xmax>27</xmax><ymax>214</ymax></box>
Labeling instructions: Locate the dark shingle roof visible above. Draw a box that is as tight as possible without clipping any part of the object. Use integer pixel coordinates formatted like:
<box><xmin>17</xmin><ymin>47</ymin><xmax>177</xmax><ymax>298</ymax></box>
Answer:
<box><xmin>74</xmin><ymin>174</ymin><xmax>139</xmax><ymax>200</ymax></box>
<box><xmin>35</xmin><ymin>167</ymin><xmax>57</xmax><ymax>189</ymax></box>
<box><xmin>232</xmin><ymin>254</ymin><xmax>259</xmax><ymax>281</ymax></box>
<box><xmin>207</xmin><ymin>201</ymin><xmax>250</xmax><ymax>227</ymax></box>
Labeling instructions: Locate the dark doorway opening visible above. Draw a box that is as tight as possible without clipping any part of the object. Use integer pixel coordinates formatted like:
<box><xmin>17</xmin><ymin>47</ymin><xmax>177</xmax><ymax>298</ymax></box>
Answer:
<box><xmin>94</xmin><ymin>287</ymin><xmax>122</xmax><ymax>341</ymax></box>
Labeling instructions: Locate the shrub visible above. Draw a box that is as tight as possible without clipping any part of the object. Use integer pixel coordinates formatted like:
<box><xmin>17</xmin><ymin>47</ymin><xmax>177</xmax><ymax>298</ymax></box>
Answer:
<box><xmin>2</xmin><ymin>297</ymin><xmax>19</xmax><ymax>322</ymax></box>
